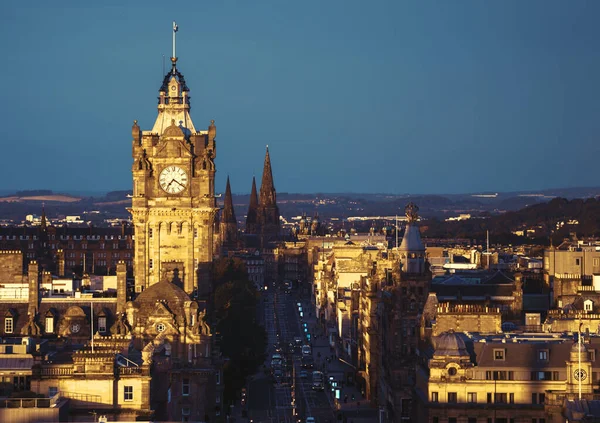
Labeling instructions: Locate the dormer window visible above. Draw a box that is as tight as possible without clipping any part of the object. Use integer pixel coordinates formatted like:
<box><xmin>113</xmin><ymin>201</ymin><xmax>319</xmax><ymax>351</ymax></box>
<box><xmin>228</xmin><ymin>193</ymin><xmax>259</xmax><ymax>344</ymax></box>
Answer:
<box><xmin>585</xmin><ymin>300</ymin><xmax>594</xmax><ymax>312</ymax></box>
<box><xmin>45</xmin><ymin>315</ymin><xmax>54</xmax><ymax>333</ymax></box>
<box><xmin>539</xmin><ymin>350</ymin><xmax>548</xmax><ymax>361</ymax></box>
<box><xmin>98</xmin><ymin>317</ymin><xmax>107</xmax><ymax>333</ymax></box>
<box><xmin>494</xmin><ymin>349</ymin><xmax>505</xmax><ymax>361</ymax></box>
<box><xmin>5</xmin><ymin>317</ymin><xmax>13</xmax><ymax>334</ymax></box>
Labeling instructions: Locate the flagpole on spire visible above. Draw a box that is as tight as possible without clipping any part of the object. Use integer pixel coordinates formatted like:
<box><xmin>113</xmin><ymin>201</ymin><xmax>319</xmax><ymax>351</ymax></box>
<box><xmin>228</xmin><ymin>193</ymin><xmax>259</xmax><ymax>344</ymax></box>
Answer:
<box><xmin>172</xmin><ymin>21</ymin><xmax>179</xmax><ymax>71</ymax></box>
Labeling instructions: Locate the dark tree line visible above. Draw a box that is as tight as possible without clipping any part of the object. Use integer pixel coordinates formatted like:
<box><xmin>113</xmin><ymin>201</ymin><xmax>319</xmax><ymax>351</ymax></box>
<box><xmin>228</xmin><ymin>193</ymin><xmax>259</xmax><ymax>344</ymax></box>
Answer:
<box><xmin>211</xmin><ymin>258</ymin><xmax>266</xmax><ymax>405</ymax></box>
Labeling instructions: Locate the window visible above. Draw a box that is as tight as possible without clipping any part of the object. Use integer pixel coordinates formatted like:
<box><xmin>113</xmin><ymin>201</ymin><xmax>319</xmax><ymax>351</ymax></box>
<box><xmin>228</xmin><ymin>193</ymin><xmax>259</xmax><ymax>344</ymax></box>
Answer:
<box><xmin>448</xmin><ymin>418</ymin><xmax>457</xmax><ymax>423</ymax></box>
<box><xmin>576</xmin><ymin>258</ymin><xmax>580</xmax><ymax>266</ymax></box>
<box><xmin>467</xmin><ymin>392</ymin><xmax>477</xmax><ymax>403</ymax></box>
<box><xmin>509</xmin><ymin>393</ymin><xmax>514</xmax><ymax>404</ymax></box>
<box><xmin>156</xmin><ymin>323</ymin><xmax>166</xmax><ymax>332</ymax></box>
<box><xmin>487</xmin><ymin>393</ymin><xmax>492</xmax><ymax>404</ymax></box>
<box><xmin>45</xmin><ymin>317</ymin><xmax>54</xmax><ymax>333</ymax></box>
<box><xmin>468</xmin><ymin>419</ymin><xmax>477</xmax><ymax>423</ymax></box>
<box><xmin>5</xmin><ymin>318</ymin><xmax>13</xmax><ymax>334</ymax></box>
<box><xmin>553</xmin><ymin>371</ymin><xmax>560</xmax><ymax>380</ymax></box>
<box><xmin>494</xmin><ymin>393</ymin><xmax>507</xmax><ymax>404</ymax></box>
<box><xmin>585</xmin><ymin>300</ymin><xmax>593</xmax><ymax>312</ymax></box>
<box><xmin>538</xmin><ymin>393</ymin><xmax>545</xmax><ymax>404</ymax></box>
<box><xmin>448</xmin><ymin>367</ymin><xmax>457</xmax><ymax>376</ymax></box>
<box><xmin>591</xmin><ymin>350</ymin><xmax>596</xmax><ymax>362</ymax></box>
<box><xmin>124</xmin><ymin>385</ymin><xmax>133</xmax><ymax>401</ymax></box>
<box><xmin>216</xmin><ymin>371</ymin><xmax>221</xmax><ymax>385</ymax></box>
<box><xmin>182</xmin><ymin>378</ymin><xmax>190</xmax><ymax>396</ymax></box>
<box><xmin>48</xmin><ymin>387</ymin><xmax>58</xmax><ymax>397</ymax></box>
<box><xmin>539</xmin><ymin>350</ymin><xmax>548</xmax><ymax>361</ymax></box>
<box><xmin>149</xmin><ymin>228</ymin><xmax>153</xmax><ymax>238</ymax></box>
<box><xmin>447</xmin><ymin>392</ymin><xmax>457</xmax><ymax>403</ymax></box>
<box><xmin>149</xmin><ymin>259</ymin><xmax>153</xmax><ymax>269</ymax></box>
<box><xmin>532</xmin><ymin>371</ymin><xmax>551</xmax><ymax>381</ymax></box>
<box><xmin>98</xmin><ymin>317</ymin><xmax>106</xmax><ymax>333</ymax></box>
<box><xmin>433</xmin><ymin>418</ymin><xmax>439</xmax><ymax>423</ymax></box>
<box><xmin>431</xmin><ymin>392</ymin><xmax>439</xmax><ymax>402</ymax></box>
<box><xmin>494</xmin><ymin>349</ymin><xmax>505</xmax><ymax>360</ymax></box>
<box><xmin>532</xmin><ymin>393</ymin><xmax>537</xmax><ymax>404</ymax></box>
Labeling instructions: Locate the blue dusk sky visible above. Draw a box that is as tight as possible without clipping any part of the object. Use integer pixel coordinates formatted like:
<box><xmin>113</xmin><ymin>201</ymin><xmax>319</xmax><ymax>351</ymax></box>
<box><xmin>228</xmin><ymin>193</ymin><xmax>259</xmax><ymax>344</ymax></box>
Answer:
<box><xmin>1</xmin><ymin>1</ymin><xmax>599</xmax><ymax>195</ymax></box>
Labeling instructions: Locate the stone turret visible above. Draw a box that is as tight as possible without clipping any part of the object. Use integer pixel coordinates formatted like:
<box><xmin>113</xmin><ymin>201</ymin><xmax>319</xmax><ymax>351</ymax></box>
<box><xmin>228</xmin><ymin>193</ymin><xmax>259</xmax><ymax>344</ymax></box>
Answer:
<box><xmin>399</xmin><ymin>202</ymin><xmax>427</xmax><ymax>275</ymax></box>
<box><xmin>57</xmin><ymin>249</ymin><xmax>65</xmax><ymax>277</ymax></box>
<box><xmin>117</xmin><ymin>261</ymin><xmax>127</xmax><ymax>314</ymax></box>
<box><xmin>28</xmin><ymin>260</ymin><xmax>39</xmax><ymax>315</ymax></box>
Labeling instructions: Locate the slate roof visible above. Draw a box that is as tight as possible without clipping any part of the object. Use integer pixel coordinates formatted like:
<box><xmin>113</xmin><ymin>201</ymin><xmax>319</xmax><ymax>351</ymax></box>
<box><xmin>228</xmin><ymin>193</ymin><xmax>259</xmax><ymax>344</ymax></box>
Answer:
<box><xmin>474</xmin><ymin>341</ymin><xmax>574</xmax><ymax>369</ymax></box>
<box><xmin>0</xmin><ymin>355</ymin><xmax>33</xmax><ymax>370</ymax></box>
<box><xmin>0</xmin><ymin>299</ymin><xmax>117</xmax><ymax>337</ymax></box>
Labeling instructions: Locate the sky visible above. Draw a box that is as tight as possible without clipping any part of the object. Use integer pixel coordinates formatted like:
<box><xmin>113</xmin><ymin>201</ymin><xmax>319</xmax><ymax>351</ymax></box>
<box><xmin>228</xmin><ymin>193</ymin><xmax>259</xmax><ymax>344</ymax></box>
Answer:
<box><xmin>1</xmin><ymin>1</ymin><xmax>599</xmax><ymax>195</ymax></box>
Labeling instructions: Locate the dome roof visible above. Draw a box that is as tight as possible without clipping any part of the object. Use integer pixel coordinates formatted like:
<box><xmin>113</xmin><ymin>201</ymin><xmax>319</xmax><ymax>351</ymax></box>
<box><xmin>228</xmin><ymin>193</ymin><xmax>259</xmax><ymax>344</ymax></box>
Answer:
<box><xmin>134</xmin><ymin>280</ymin><xmax>191</xmax><ymax>316</ymax></box>
<box><xmin>434</xmin><ymin>331</ymin><xmax>469</xmax><ymax>357</ymax></box>
<box><xmin>399</xmin><ymin>223</ymin><xmax>425</xmax><ymax>252</ymax></box>
<box><xmin>572</xmin><ymin>342</ymin><xmax>588</xmax><ymax>353</ymax></box>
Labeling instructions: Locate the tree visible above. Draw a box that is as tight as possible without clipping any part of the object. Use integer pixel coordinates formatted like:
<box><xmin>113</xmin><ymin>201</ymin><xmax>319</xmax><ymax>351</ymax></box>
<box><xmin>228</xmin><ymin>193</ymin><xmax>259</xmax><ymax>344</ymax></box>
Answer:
<box><xmin>211</xmin><ymin>258</ymin><xmax>267</xmax><ymax>405</ymax></box>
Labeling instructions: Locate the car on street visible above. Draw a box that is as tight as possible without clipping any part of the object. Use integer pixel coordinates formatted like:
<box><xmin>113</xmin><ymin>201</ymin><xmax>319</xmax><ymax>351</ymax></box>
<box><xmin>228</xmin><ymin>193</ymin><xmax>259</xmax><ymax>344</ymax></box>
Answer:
<box><xmin>301</xmin><ymin>345</ymin><xmax>312</xmax><ymax>356</ymax></box>
<box><xmin>305</xmin><ymin>417</ymin><xmax>315</xmax><ymax>423</ymax></box>
<box><xmin>299</xmin><ymin>369</ymin><xmax>308</xmax><ymax>379</ymax></box>
<box><xmin>312</xmin><ymin>371</ymin><xmax>324</xmax><ymax>391</ymax></box>
<box><xmin>301</xmin><ymin>355</ymin><xmax>314</xmax><ymax>369</ymax></box>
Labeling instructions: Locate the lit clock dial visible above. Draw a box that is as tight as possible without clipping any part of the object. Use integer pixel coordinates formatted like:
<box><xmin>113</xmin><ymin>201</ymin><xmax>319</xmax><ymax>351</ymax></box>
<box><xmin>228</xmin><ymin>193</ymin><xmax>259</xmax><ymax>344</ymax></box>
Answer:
<box><xmin>159</xmin><ymin>165</ymin><xmax>188</xmax><ymax>194</ymax></box>
<box><xmin>71</xmin><ymin>323</ymin><xmax>81</xmax><ymax>334</ymax></box>
<box><xmin>574</xmin><ymin>368</ymin><xmax>587</xmax><ymax>381</ymax></box>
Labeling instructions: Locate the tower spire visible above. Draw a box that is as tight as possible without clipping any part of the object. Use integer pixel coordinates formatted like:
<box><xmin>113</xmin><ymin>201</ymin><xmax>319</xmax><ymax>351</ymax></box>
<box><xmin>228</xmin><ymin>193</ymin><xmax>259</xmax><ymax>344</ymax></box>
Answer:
<box><xmin>222</xmin><ymin>176</ymin><xmax>236</xmax><ymax>224</ymax></box>
<box><xmin>259</xmin><ymin>146</ymin><xmax>276</xmax><ymax>207</ymax></box>
<box><xmin>220</xmin><ymin>176</ymin><xmax>239</xmax><ymax>252</ymax></box>
<box><xmin>40</xmin><ymin>202</ymin><xmax>47</xmax><ymax>231</ymax></box>
<box><xmin>257</xmin><ymin>146</ymin><xmax>280</xmax><ymax>245</ymax></box>
<box><xmin>245</xmin><ymin>177</ymin><xmax>259</xmax><ymax>235</ymax></box>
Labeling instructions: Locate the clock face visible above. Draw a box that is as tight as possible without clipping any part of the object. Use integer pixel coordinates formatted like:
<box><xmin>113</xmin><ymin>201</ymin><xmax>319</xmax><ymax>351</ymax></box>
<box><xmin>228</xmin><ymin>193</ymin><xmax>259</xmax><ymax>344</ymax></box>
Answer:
<box><xmin>159</xmin><ymin>166</ymin><xmax>188</xmax><ymax>194</ymax></box>
<box><xmin>171</xmin><ymin>85</ymin><xmax>176</xmax><ymax>91</ymax></box>
<box><xmin>71</xmin><ymin>323</ymin><xmax>81</xmax><ymax>334</ymax></box>
<box><xmin>574</xmin><ymin>368</ymin><xmax>588</xmax><ymax>381</ymax></box>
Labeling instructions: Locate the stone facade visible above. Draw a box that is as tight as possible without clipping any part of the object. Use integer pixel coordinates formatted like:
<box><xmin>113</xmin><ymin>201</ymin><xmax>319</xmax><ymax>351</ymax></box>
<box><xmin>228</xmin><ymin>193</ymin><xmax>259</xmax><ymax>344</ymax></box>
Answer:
<box><xmin>415</xmin><ymin>332</ymin><xmax>600</xmax><ymax>423</ymax></box>
<box><xmin>130</xmin><ymin>59</ymin><xmax>218</xmax><ymax>295</ymax></box>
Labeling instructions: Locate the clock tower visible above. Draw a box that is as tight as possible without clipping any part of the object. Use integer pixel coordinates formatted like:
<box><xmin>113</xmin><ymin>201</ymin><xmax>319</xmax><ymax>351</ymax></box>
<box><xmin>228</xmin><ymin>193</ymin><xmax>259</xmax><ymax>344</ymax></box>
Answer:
<box><xmin>566</xmin><ymin>341</ymin><xmax>593</xmax><ymax>395</ymax></box>
<box><xmin>129</xmin><ymin>47</ymin><xmax>218</xmax><ymax>296</ymax></box>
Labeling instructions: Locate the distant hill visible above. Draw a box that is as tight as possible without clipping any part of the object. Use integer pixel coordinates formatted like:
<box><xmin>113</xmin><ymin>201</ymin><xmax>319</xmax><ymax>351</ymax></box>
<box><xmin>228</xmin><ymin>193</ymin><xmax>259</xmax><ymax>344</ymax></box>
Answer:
<box><xmin>422</xmin><ymin>197</ymin><xmax>600</xmax><ymax>245</ymax></box>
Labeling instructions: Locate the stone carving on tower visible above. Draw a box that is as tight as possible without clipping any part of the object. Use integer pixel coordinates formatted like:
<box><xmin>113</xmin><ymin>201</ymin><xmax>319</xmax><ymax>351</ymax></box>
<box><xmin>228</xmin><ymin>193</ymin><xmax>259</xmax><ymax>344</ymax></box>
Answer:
<box><xmin>129</xmin><ymin>42</ymin><xmax>218</xmax><ymax>297</ymax></box>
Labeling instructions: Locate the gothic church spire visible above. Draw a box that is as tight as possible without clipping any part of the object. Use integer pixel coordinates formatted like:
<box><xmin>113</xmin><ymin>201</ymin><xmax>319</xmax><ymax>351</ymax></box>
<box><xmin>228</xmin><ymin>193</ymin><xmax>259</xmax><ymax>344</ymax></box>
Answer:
<box><xmin>245</xmin><ymin>176</ymin><xmax>259</xmax><ymax>235</ymax></box>
<box><xmin>259</xmin><ymin>146</ymin><xmax>276</xmax><ymax>207</ymax></box>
